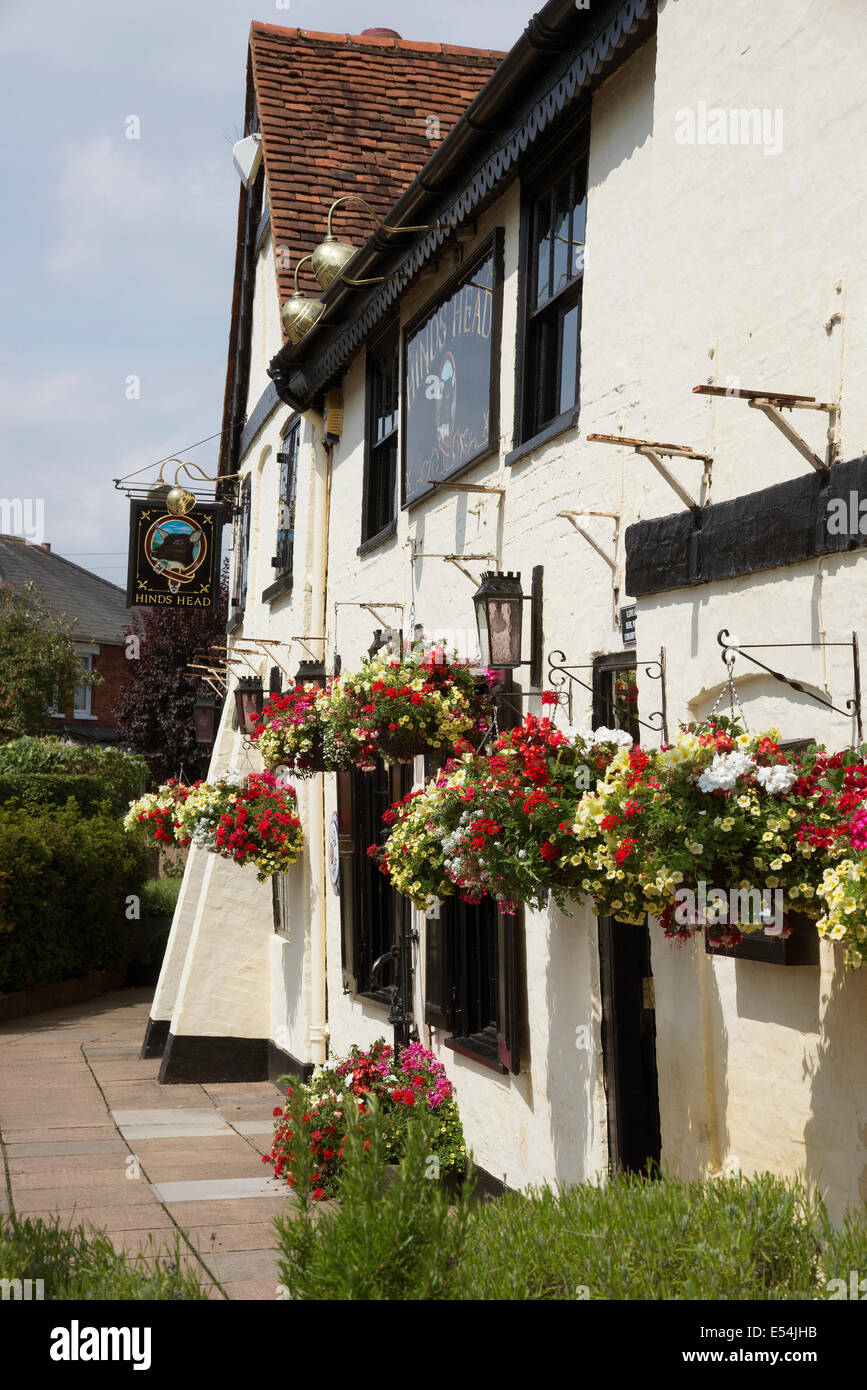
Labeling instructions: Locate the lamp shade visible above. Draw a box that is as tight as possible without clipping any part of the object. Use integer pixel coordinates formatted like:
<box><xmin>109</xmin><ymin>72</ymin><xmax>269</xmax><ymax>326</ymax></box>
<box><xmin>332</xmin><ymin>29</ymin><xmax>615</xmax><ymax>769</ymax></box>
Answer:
<box><xmin>193</xmin><ymin>695</ymin><xmax>217</xmax><ymax>746</ymax></box>
<box><xmin>294</xmin><ymin>658</ymin><xmax>327</xmax><ymax>688</ymax></box>
<box><xmin>234</xmin><ymin>676</ymin><xmax>264</xmax><ymax>734</ymax></box>
<box><xmin>472</xmin><ymin>571</ymin><xmax>524</xmax><ymax>669</ymax></box>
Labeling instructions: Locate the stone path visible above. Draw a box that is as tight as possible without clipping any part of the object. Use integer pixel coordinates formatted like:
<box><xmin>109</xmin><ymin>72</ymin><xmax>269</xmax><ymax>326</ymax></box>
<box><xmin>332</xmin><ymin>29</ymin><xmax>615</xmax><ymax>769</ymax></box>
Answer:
<box><xmin>0</xmin><ymin>988</ymin><xmax>292</xmax><ymax>1300</ymax></box>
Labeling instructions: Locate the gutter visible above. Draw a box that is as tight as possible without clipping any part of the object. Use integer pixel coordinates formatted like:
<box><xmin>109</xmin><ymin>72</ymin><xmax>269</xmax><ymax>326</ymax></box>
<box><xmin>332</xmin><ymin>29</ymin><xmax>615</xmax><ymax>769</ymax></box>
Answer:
<box><xmin>268</xmin><ymin>0</ymin><xmax>654</xmax><ymax>408</ymax></box>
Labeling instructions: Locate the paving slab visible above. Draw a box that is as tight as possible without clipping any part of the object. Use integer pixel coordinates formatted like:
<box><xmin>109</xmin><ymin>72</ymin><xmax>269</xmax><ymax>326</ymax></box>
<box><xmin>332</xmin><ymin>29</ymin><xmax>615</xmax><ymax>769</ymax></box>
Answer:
<box><xmin>228</xmin><ymin>1121</ymin><xmax>275</xmax><ymax>1136</ymax></box>
<box><xmin>12</xmin><ymin>1202</ymin><xmax>176</xmax><ymax>1231</ymax></box>
<box><xmin>7</xmin><ymin>1151</ymin><xmax>135</xmax><ymax>1173</ymax></box>
<box><xmin>223</xmin><ymin>1279</ymin><xmax>279</xmax><ymax>1301</ymax></box>
<box><xmin>11</xmin><ymin>1165</ymin><xmax>147</xmax><ymax>1191</ymax></box>
<box><xmin>4</xmin><ymin>1139</ymin><xmax>130</xmax><ymax>1159</ymax></box>
<box><xmin>118</xmin><ymin>1123</ymin><xmax>235</xmax><ymax>1141</ymax></box>
<box><xmin>201</xmin><ymin>1249</ymin><xmax>280</xmax><ymax>1283</ymax></box>
<box><xmin>164</xmin><ymin>1197</ymin><xmax>291</xmax><ymax>1226</ymax></box>
<box><xmin>152</xmin><ymin>1177</ymin><xmax>286</xmax><ymax>1204</ymax></box>
<box><xmin>185</xmin><ymin>1222</ymin><xmax>281</xmax><ymax>1254</ymax></box>
<box><xmin>0</xmin><ymin>1127</ymin><xmax>121</xmax><ymax>1145</ymax></box>
<box><xmin>14</xmin><ymin>1183</ymin><xmax>159</xmax><ymax>1213</ymax></box>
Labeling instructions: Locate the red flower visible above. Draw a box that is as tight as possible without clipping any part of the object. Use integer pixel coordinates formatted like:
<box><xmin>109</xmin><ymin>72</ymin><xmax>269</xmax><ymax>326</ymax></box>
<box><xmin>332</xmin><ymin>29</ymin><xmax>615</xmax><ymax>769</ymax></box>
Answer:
<box><xmin>540</xmin><ymin>840</ymin><xmax>560</xmax><ymax>862</ymax></box>
<box><xmin>541</xmin><ymin>690</ymin><xmax>559</xmax><ymax>706</ymax></box>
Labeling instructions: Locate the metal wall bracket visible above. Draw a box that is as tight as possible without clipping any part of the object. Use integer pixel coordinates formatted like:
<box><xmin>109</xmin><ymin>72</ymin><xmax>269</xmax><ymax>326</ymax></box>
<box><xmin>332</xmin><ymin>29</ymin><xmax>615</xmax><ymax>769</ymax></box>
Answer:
<box><xmin>716</xmin><ymin>628</ymin><xmax>861</xmax><ymax>739</ymax></box>
<box><xmin>587</xmin><ymin>433</ymin><xmax>712</xmax><ymax>513</ymax></box>
<box><xmin>558</xmin><ymin>510</ymin><xmax>620</xmax><ymax>571</ymax></box>
<box><xmin>694</xmin><ymin>385</ymin><xmax>840</xmax><ymax>473</ymax></box>
<box><xmin>546</xmin><ymin>647</ymin><xmax>668</xmax><ymax>742</ymax></box>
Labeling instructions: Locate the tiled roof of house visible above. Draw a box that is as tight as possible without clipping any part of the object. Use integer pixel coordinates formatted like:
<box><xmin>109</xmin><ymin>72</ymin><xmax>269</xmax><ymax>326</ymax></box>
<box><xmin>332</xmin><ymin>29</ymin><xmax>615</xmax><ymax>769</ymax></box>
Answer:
<box><xmin>0</xmin><ymin>537</ymin><xmax>135</xmax><ymax>645</ymax></box>
<box><xmin>250</xmin><ymin>24</ymin><xmax>505</xmax><ymax>319</ymax></box>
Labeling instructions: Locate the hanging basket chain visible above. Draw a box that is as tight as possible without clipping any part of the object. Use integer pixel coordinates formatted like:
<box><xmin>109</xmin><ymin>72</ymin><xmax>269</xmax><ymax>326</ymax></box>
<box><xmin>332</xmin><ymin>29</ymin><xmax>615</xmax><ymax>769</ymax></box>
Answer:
<box><xmin>702</xmin><ymin>646</ymin><xmax>749</xmax><ymax>733</ymax></box>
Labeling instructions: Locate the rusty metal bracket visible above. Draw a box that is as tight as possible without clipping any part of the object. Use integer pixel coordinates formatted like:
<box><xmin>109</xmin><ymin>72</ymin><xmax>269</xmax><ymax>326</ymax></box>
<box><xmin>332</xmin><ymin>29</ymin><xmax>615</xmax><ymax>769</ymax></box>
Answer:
<box><xmin>587</xmin><ymin>433</ymin><xmax>712</xmax><ymax>513</ymax></box>
<box><xmin>558</xmin><ymin>509</ymin><xmax>620</xmax><ymax>571</ymax></box>
<box><xmin>694</xmin><ymin>385</ymin><xmax>839</xmax><ymax>472</ymax></box>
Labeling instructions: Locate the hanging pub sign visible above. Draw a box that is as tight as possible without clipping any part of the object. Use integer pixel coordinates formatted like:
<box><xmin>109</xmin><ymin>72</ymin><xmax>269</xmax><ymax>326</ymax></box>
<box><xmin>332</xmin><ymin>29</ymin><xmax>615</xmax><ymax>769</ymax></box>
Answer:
<box><xmin>402</xmin><ymin>229</ymin><xmax>503</xmax><ymax>505</ymax></box>
<box><xmin>126</xmin><ymin>499</ymin><xmax>222</xmax><ymax>608</ymax></box>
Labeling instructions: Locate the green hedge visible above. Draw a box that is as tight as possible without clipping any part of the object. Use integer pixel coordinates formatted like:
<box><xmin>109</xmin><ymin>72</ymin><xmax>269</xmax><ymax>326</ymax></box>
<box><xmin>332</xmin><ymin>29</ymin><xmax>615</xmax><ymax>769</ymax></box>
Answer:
<box><xmin>0</xmin><ymin>802</ymin><xmax>149</xmax><ymax>994</ymax></box>
<box><xmin>0</xmin><ymin>773</ymin><xmax>123</xmax><ymax>817</ymax></box>
<box><xmin>0</xmin><ymin>737</ymin><xmax>146</xmax><ymax>814</ymax></box>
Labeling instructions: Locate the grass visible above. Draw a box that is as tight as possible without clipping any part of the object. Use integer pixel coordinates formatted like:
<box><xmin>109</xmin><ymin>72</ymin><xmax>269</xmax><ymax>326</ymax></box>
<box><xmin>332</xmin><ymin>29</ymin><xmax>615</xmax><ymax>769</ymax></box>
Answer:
<box><xmin>0</xmin><ymin>1213</ymin><xmax>208</xmax><ymax>1301</ymax></box>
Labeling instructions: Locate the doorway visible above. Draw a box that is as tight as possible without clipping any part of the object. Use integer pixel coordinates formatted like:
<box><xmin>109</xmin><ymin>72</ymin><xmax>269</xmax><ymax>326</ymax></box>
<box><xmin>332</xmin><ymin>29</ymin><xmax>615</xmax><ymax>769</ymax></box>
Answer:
<box><xmin>593</xmin><ymin>653</ymin><xmax>662</xmax><ymax>1174</ymax></box>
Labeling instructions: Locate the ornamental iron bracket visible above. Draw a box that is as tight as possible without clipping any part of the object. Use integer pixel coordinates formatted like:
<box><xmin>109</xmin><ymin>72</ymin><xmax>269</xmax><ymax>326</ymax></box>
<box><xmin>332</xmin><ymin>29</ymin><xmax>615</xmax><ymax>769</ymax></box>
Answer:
<box><xmin>546</xmin><ymin>647</ymin><xmax>668</xmax><ymax>743</ymax></box>
<box><xmin>716</xmin><ymin>628</ymin><xmax>861</xmax><ymax>740</ymax></box>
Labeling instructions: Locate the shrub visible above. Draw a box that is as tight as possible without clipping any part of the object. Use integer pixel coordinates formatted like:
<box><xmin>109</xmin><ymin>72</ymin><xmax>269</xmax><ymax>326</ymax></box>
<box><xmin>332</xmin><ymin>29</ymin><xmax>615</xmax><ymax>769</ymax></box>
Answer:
<box><xmin>273</xmin><ymin>1092</ymin><xmax>476</xmax><ymax>1301</ymax></box>
<box><xmin>0</xmin><ymin>737</ymin><xmax>146</xmax><ymax>812</ymax></box>
<box><xmin>459</xmin><ymin>1172</ymin><xmax>828</xmax><ymax>1300</ymax></box>
<box><xmin>0</xmin><ymin>773</ymin><xmax>119</xmax><ymax>818</ymax></box>
<box><xmin>139</xmin><ymin>877</ymin><xmax>181</xmax><ymax>918</ymax></box>
<box><xmin>0</xmin><ymin>1213</ymin><xmax>207</xmax><ymax>1300</ymax></box>
<box><xmin>265</xmin><ymin>1038</ymin><xmax>465</xmax><ymax>1198</ymax></box>
<box><xmin>0</xmin><ymin>801</ymin><xmax>149</xmax><ymax>993</ymax></box>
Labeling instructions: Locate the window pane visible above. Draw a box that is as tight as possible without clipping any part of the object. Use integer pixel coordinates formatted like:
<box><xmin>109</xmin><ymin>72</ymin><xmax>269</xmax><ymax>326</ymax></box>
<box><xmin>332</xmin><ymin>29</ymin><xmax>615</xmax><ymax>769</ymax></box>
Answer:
<box><xmin>559</xmin><ymin>299</ymin><xmax>580</xmax><ymax>415</ymax></box>
<box><xmin>552</xmin><ymin>176</ymin><xmax>572</xmax><ymax>296</ymax></box>
<box><xmin>534</xmin><ymin>191</ymin><xmax>552</xmax><ymax>309</ymax></box>
<box><xmin>571</xmin><ymin>185</ymin><xmax>588</xmax><ymax>279</ymax></box>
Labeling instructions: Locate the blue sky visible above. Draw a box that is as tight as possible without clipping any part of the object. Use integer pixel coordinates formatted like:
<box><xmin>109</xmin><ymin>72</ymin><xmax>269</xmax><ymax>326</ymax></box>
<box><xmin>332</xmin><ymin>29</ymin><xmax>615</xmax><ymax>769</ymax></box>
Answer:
<box><xmin>0</xmin><ymin>0</ymin><xmax>528</xmax><ymax>586</ymax></box>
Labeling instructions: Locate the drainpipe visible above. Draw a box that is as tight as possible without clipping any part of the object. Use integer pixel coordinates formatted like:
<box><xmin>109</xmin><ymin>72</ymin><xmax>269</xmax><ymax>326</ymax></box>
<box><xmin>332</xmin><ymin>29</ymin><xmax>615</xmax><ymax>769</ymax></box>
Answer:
<box><xmin>306</xmin><ymin>414</ymin><xmax>332</xmax><ymax>1064</ymax></box>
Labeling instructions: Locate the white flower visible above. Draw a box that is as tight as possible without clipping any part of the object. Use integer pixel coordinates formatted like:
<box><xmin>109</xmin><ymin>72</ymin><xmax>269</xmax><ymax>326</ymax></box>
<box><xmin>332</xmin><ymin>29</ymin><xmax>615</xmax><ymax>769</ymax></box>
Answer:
<box><xmin>592</xmin><ymin>726</ymin><xmax>633</xmax><ymax>747</ymax></box>
<box><xmin>697</xmin><ymin>750</ymin><xmax>756</xmax><ymax>793</ymax></box>
<box><xmin>754</xmin><ymin>764</ymin><xmax>797</xmax><ymax>795</ymax></box>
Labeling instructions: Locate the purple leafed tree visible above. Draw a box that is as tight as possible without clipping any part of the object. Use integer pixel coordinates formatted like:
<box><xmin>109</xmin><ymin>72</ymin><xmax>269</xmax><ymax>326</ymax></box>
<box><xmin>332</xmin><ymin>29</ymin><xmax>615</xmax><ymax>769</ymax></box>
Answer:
<box><xmin>114</xmin><ymin>561</ymin><xmax>228</xmax><ymax>783</ymax></box>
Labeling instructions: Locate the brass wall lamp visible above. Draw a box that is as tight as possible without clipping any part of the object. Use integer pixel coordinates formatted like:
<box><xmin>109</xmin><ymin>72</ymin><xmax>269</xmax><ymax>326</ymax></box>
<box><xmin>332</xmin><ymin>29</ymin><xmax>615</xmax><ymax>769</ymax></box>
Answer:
<box><xmin>312</xmin><ymin>195</ymin><xmax>440</xmax><ymax>291</ymax></box>
<box><xmin>281</xmin><ymin>254</ymin><xmax>326</xmax><ymax>345</ymax></box>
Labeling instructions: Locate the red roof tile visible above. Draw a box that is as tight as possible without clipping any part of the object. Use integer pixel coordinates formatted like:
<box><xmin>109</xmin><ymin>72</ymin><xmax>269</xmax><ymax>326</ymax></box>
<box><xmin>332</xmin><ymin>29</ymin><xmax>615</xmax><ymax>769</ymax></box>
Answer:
<box><xmin>248</xmin><ymin>24</ymin><xmax>505</xmax><ymax>316</ymax></box>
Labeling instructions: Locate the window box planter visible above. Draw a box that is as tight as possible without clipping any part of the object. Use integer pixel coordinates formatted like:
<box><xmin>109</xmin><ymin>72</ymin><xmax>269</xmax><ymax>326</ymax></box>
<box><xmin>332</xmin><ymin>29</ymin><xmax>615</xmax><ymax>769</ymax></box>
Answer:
<box><xmin>705</xmin><ymin>910</ymin><xmax>819</xmax><ymax>966</ymax></box>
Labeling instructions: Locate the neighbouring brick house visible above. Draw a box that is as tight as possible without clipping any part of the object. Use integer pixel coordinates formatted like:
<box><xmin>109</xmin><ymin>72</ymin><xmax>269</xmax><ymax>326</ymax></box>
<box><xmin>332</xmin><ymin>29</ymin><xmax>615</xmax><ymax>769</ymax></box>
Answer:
<box><xmin>0</xmin><ymin>535</ymin><xmax>138</xmax><ymax>744</ymax></box>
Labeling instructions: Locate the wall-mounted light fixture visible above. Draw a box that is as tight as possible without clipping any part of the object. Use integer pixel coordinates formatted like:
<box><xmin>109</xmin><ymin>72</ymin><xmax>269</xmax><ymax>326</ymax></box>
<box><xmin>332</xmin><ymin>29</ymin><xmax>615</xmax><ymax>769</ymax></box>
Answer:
<box><xmin>281</xmin><ymin>254</ymin><xmax>325</xmax><ymax>344</ymax></box>
<box><xmin>234</xmin><ymin>676</ymin><xmax>264</xmax><ymax>734</ymax></box>
<box><xmin>472</xmin><ymin>567</ymin><xmax>543</xmax><ymax>687</ymax></box>
<box><xmin>294</xmin><ymin>658</ymin><xmax>327</xmax><ymax>688</ymax></box>
<box><xmin>193</xmin><ymin>694</ymin><xmax>218</xmax><ymax>747</ymax></box>
<box><xmin>312</xmin><ymin>196</ymin><xmax>440</xmax><ymax>292</ymax></box>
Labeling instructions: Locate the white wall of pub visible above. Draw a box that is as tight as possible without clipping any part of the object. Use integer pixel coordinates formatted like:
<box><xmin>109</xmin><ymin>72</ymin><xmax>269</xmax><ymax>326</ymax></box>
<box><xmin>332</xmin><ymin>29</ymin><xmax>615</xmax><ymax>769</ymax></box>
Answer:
<box><xmin>162</xmin><ymin>0</ymin><xmax>867</xmax><ymax>1210</ymax></box>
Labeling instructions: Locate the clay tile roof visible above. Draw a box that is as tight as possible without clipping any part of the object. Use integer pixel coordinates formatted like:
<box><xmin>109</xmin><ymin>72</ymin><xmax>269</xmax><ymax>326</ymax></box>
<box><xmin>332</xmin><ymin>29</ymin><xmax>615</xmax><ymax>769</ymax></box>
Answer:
<box><xmin>248</xmin><ymin>23</ymin><xmax>505</xmax><ymax>314</ymax></box>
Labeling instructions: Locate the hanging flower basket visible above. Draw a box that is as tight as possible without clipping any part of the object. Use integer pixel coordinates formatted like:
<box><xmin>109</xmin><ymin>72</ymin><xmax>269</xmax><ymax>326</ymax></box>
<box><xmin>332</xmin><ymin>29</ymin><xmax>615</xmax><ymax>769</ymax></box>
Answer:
<box><xmin>324</xmin><ymin>643</ymin><xmax>496</xmax><ymax>771</ymax></box>
<box><xmin>251</xmin><ymin>684</ymin><xmax>338</xmax><ymax>778</ymax></box>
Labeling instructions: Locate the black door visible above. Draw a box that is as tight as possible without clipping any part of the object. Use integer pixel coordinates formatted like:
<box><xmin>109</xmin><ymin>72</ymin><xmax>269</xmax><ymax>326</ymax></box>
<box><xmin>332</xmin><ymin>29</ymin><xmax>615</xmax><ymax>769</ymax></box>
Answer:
<box><xmin>594</xmin><ymin>655</ymin><xmax>661</xmax><ymax>1174</ymax></box>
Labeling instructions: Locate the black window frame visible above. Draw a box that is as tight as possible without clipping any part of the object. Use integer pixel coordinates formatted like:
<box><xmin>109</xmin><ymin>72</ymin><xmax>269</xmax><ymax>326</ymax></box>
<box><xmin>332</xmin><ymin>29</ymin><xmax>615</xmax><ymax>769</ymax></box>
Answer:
<box><xmin>514</xmin><ymin>107</ymin><xmax>590</xmax><ymax>450</ymax></box>
<box><xmin>423</xmin><ymin>681</ymin><xmax>527</xmax><ymax>1074</ymax></box>
<box><xmin>263</xmin><ymin>418</ymin><xmax>299</xmax><ymax>602</ymax></box>
<box><xmin>360</xmin><ymin>319</ymin><xmax>400</xmax><ymax>550</ymax></box>
<box><xmin>338</xmin><ymin>762</ymin><xmax>411</xmax><ymax>1004</ymax></box>
<box><xmin>229</xmin><ymin>475</ymin><xmax>251</xmax><ymax>625</ymax></box>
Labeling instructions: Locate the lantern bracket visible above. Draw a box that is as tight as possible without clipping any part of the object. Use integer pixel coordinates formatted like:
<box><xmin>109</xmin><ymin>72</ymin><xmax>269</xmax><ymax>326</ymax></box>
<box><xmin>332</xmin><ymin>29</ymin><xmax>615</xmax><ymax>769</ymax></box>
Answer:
<box><xmin>587</xmin><ymin>433</ymin><xmax>712</xmax><ymax>513</ymax></box>
<box><xmin>546</xmin><ymin>647</ymin><xmax>668</xmax><ymax>743</ymax></box>
<box><xmin>694</xmin><ymin>385</ymin><xmax>839</xmax><ymax>473</ymax></box>
<box><xmin>715</xmin><ymin>629</ymin><xmax>861</xmax><ymax>738</ymax></box>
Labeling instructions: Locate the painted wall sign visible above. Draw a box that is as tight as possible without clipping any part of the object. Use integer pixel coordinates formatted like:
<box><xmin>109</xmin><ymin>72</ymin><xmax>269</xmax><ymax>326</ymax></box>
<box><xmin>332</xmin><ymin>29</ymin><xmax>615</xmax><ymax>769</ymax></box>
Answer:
<box><xmin>620</xmin><ymin>604</ymin><xmax>637</xmax><ymax>645</ymax></box>
<box><xmin>126</xmin><ymin>500</ymin><xmax>222</xmax><ymax>608</ymax></box>
<box><xmin>402</xmin><ymin>230</ymin><xmax>503</xmax><ymax>505</ymax></box>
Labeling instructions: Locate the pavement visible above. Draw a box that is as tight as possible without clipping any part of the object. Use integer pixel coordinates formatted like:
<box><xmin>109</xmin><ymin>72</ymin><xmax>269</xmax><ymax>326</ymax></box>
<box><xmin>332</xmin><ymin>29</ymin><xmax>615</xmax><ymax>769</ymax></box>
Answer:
<box><xmin>0</xmin><ymin>987</ymin><xmax>293</xmax><ymax>1300</ymax></box>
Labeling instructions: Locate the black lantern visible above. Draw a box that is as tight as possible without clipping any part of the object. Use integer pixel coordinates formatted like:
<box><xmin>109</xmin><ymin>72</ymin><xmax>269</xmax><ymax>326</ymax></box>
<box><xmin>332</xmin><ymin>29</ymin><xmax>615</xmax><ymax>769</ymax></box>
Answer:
<box><xmin>193</xmin><ymin>694</ymin><xmax>218</xmax><ymax>747</ymax></box>
<box><xmin>294</xmin><ymin>658</ymin><xmax>327</xmax><ymax>688</ymax></box>
<box><xmin>473</xmin><ymin>571</ymin><xmax>524</xmax><ymax>669</ymax></box>
<box><xmin>367</xmin><ymin>629</ymin><xmax>390</xmax><ymax>658</ymax></box>
<box><xmin>472</xmin><ymin>566</ymin><xmax>544</xmax><ymax>686</ymax></box>
<box><xmin>234</xmin><ymin>676</ymin><xmax>264</xmax><ymax>734</ymax></box>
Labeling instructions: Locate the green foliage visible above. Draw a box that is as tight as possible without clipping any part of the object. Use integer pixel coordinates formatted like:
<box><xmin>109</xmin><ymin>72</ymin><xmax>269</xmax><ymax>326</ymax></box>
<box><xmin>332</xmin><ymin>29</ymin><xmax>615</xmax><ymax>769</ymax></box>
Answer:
<box><xmin>273</xmin><ymin>1091</ymin><xmax>476</xmax><ymax>1300</ymax></box>
<box><xmin>0</xmin><ymin>582</ymin><xmax>93</xmax><ymax>737</ymax></box>
<box><xmin>0</xmin><ymin>801</ymin><xmax>149</xmax><ymax>993</ymax></box>
<box><xmin>459</xmin><ymin>1172</ymin><xmax>831</xmax><ymax>1300</ymax></box>
<box><xmin>0</xmin><ymin>774</ymin><xmax>119</xmax><ymax>818</ymax></box>
<box><xmin>139</xmin><ymin>876</ymin><xmax>181</xmax><ymax>918</ymax></box>
<box><xmin>0</xmin><ymin>737</ymin><xmax>147</xmax><ymax>809</ymax></box>
<box><xmin>0</xmin><ymin>1213</ymin><xmax>207</xmax><ymax>1300</ymax></box>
